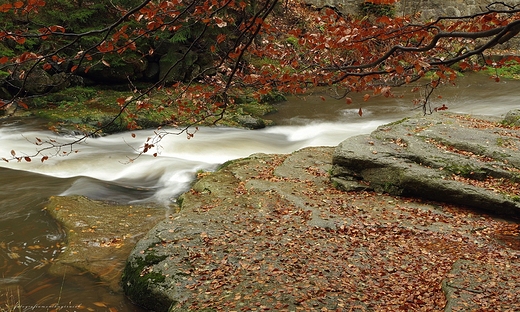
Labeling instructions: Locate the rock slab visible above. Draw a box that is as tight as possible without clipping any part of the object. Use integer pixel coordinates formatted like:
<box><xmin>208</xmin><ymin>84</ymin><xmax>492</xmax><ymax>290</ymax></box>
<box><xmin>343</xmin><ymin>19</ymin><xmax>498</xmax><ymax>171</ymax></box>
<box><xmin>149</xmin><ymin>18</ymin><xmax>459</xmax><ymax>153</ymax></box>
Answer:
<box><xmin>332</xmin><ymin>112</ymin><xmax>520</xmax><ymax>217</ymax></box>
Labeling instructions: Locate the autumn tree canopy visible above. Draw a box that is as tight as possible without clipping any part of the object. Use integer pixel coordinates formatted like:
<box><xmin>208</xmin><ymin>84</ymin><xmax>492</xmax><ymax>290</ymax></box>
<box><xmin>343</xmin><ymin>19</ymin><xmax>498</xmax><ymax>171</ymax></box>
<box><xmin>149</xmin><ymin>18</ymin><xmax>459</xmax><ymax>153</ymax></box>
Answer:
<box><xmin>1</xmin><ymin>0</ymin><xmax>520</xmax><ymax>160</ymax></box>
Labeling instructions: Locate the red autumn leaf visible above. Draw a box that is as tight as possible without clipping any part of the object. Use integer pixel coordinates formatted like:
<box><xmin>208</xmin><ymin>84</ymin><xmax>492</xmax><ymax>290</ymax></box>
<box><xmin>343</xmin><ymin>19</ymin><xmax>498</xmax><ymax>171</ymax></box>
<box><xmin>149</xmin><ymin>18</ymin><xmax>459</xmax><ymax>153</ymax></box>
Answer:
<box><xmin>117</xmin><ymin>97</ymin><xmax>126</xmax><ymax>106</ymax></box>
<box><xmin>345</xmin><ymin>97</ymin><xmax>353</xmax><ymax>105</ymax></box>
<box><xmin>358</xmin><ymin>107</ymin><xmax>363</xmax><ymax>117</ymax></box>
<box><xmin>459</xmin><ymin>61</ymin><xmax>470</xmax><ymax>70</ymax></box>
<box><xmin>0</xmin><ymin>3</ymin><xmax>12</xmax><ymax>12</ymax></box>
<box><xmin>41</xmin><ymin>156</ymin><xmax>49</xmax><ymax>162</ymax></box>
<box><xmin>0</xmin><ymin>56</ymin><xmax>8</xmax><ymax>64</ymax></box>
<box><xmin>18</xmin><ymin>101</ymin><xmax>28</xmax><ymax>109</ymax></box>
<box><xmin>24</xmin><ymin>156</ymin><xmax>31</xmax><ymax>162</ymax></box>
<box><xmin>15</xmin><ymin>36</ymin><xmax>26</xmax><ymax>44</ymax></box>
<box><xmin>216</xmin><ymin>34</ymin><xmax>226</xmax><ymax>43</ymax></box>
<box><xmin>363</xmin><ymin>94</ymin><xmax>370</xmax><ymax>102</ymax></box>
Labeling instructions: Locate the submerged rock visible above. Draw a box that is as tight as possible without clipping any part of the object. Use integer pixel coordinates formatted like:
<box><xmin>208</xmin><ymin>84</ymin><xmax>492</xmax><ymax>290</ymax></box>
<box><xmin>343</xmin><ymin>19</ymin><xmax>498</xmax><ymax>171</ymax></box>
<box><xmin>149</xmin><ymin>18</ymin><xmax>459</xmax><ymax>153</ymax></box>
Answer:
<box><xmin>332</xmin><ymin>112</ymin><xmax>520</xmax><ymax>217</ymax></box>
<box><xmin>44</xmin><ymin>195</ymin><xmax>165</xmax><ymax>292</ymax></box>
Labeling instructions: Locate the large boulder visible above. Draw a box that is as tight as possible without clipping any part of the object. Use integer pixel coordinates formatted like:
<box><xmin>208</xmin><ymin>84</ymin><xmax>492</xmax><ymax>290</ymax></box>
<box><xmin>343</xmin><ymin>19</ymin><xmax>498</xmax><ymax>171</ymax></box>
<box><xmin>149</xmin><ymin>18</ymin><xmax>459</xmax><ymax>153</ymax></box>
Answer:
<box><xmin>122</xmin><ymin>146</ymin><xmax>519</xmax><ymax>311</ymax></box>
<box><xmin>331</xmin><ymin>112</ymin><xmax>520</xmax><ymax>217</ymax></box>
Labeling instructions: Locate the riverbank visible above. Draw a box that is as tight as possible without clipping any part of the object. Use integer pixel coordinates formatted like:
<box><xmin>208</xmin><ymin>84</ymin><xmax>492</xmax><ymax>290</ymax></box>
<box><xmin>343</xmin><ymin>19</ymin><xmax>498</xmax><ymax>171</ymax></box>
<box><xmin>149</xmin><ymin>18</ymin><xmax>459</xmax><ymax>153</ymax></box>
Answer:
<box><xmin>119</xmin><ymin>112</ymin><xmax>519</xmax><ymax>311</ymax></box>
<box><xmin>2</xmin><ymin>85</ymin><xmax>283</xmax><ymax>136</ymax></box>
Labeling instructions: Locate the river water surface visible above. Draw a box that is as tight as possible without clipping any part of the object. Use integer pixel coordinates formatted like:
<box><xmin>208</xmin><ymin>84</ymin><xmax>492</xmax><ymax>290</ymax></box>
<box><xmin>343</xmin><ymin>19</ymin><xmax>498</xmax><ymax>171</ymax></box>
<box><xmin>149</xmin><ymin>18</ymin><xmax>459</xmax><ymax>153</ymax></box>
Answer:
<box><xmin>0</xmin><ymin>74</ymin><xmax>519</xmax><ymax>310</ymax></box>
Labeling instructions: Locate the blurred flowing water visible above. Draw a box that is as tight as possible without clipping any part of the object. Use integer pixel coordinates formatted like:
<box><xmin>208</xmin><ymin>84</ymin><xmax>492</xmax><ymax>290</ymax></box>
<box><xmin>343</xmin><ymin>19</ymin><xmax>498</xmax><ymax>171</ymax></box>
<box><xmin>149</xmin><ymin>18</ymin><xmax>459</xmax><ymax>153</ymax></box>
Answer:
<box><xmin>0</xmin><ymin>74</ymin><xmax>518</xmax><ymax>310</ymax></box>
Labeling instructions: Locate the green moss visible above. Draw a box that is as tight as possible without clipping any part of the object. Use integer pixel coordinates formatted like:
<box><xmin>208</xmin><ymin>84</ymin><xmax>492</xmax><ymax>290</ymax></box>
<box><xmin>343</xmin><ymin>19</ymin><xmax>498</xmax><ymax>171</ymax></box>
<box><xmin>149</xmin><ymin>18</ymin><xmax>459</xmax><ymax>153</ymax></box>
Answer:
<box><xmin>121</xmin><ymin>250</ymin><xmax>172</xmax><ymax>312</ymax></box>
<box><xmin>217</xmin><ymin>159</ymin><xmax>237</xmax><ymax>170</ymax></box>
<box><xmin>330</xmin><ymin>178</ymin><xmax>343</xmax><ymax>191</ymax></box>
<box><xmin>286</xmin><ymin>36</ymin><xmax>299</xmax><ymax>47</ymax></box>
<box><xmin>384</xmin><ymin>117</ymin><xmax>410</xmax><ymax>127</ymax></box>
<box><xmin>485</xmin><ymin>60</ymin><xmax>520</xmax><ymax>80</ymax></box>
<box><xmin>495</xmin><ymin>137</ymin><xmax>516</xmax><ymax>148</ymax></box>
<box><xmin>444</xmin><ymin>164</ymin><xmax>487</xmax><ymax>180</ymax></box>
<box><xmin>359</xmin><ymin>2</ymin><xmax>396</xmax><ymax>17</ymax></box>
<box><xmin>19</xmin><ymin>83</ymin><xmax>280</xmax><ymax>134</ymax></box>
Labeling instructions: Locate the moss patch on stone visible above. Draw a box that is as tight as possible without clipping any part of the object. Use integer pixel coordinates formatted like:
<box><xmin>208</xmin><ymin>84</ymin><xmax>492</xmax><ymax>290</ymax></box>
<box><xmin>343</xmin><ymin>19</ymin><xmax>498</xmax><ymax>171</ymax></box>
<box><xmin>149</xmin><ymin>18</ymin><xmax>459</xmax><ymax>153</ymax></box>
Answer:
<box><xmin>121</xmin><ymin>251</ymin><xmax>172</xmax><ymax>312</ymax></box>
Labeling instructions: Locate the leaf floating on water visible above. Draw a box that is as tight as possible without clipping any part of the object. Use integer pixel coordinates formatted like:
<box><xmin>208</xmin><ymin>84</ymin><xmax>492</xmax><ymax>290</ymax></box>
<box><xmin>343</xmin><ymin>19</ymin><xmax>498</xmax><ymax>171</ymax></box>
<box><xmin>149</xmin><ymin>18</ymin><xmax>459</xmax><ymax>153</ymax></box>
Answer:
<box><xmin>93</xmin><ymin>302</ymin><xmax>108</xmax><ymax>307</ymax></box>
<box><xmin>358</xmin><ymin>107</ymin><xmax>363</xmax><ymax>117</ymax></box>
<box><xmin>7</xmin><ymin>252</ymin><xmax>20</xmax><ymax>259</ymax></box>
<box><xmin>10</xmin><ymin>150</ymin><xmax>16</xmax><ymax>156</ymax></box>
<box><xmin>345</xmin><ymin>97</ymin><xmax>352</xmax><ymax>105</ymax></box>
<box><xmin>41</xmin><ymin>156</ymin><xmax>49</xmax><ymax>162</ymax></box>
<box><xmin>24</xmin><ymin>156</ymin><xmax>31</xmax><ymax>162</ymax></box>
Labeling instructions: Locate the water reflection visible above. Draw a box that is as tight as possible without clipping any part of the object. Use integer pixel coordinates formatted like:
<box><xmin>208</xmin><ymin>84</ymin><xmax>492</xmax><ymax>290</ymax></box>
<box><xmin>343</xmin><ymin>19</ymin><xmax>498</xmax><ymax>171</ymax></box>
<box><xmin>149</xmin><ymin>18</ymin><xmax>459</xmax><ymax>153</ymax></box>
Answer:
<box><xmin>272</xmin><ymin>73</ymin><xmax>520</xmax><ymax>125</ymax></box>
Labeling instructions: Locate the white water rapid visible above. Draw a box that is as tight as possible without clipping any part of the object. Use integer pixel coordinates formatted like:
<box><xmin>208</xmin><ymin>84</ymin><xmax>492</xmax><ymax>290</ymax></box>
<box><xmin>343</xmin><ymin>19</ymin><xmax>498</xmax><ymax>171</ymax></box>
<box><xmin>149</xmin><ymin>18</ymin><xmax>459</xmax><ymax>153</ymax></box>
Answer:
<box><xmin>0</xmin><ymin>120</ymin><xmax>391</xmax><ymax>206</ymax></box>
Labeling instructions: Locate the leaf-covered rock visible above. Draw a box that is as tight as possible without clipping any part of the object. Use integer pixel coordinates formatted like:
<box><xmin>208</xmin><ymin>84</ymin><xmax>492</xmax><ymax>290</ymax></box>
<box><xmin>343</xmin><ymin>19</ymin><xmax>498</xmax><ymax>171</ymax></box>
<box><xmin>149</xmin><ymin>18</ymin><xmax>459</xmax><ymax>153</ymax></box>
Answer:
<box><xmin>332</xmin><ymin>112</ymin><xmax>520</xmax><ymax>217</ymax></box>
<box><xmin>123</xmin><ymin>146</ymin><xmax>519</xmax><ymax>311</ymax></box>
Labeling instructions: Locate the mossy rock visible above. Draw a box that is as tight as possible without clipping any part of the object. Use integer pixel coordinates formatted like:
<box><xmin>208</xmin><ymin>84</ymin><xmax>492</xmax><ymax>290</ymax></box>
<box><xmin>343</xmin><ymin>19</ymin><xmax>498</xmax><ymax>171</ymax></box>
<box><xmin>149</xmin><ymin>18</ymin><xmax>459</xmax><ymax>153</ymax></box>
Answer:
<box><xmin>121</xmin><ymin>251</ymin><xmax>172</xmax><ymax>312</ymax></box>
<box><xmin>503</xmin><ymin>109</ymin><xmax>520</xmax><ymax>127</ymax></box>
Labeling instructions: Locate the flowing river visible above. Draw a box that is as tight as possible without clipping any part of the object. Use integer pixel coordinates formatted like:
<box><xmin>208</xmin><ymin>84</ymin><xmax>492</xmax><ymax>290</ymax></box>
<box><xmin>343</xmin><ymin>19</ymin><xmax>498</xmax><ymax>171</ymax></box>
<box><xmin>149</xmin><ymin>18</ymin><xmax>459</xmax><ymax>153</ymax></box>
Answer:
<box><xmin>0</xmin><ymin>74</ymin><xmax>519</xmax><ymax>310</ymax></box>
